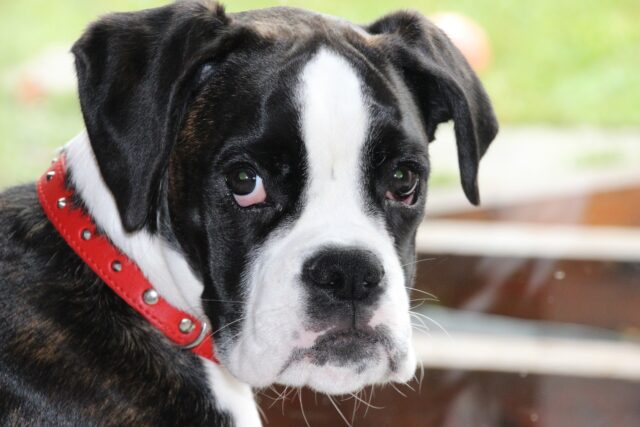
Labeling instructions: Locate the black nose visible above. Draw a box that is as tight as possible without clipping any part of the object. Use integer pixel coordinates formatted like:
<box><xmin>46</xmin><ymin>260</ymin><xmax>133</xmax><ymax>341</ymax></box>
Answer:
<box><xmin>302</xmin><ymin>248</ymin><xmax>385</xmax><ymax>302</ymax></box>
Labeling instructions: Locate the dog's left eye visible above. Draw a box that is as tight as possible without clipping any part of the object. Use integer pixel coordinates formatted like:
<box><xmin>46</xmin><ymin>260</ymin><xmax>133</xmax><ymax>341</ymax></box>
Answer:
<box><xmin>226</xmin><ymin>166</ymin><xmax>267</xmax><ymax>207</ymax></box>
<box><xmin>385</xmin><ymin>165</ymin><xmax>419</xmax><ymax>205</ymax></box>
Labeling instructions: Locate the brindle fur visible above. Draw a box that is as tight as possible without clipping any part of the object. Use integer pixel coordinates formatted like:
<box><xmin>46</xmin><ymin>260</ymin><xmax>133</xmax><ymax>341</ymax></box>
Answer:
<box><xmin>0</xmin><ymin>185</ymin><xmax>230</xmax><ymax>425</ymax></box>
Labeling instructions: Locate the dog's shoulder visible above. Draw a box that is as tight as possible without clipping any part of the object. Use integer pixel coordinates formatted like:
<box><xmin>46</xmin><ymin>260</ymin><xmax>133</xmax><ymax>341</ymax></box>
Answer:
<box><xmin>0</xmin><ymin>184</ymin><xmax>54</xmax><ymax>306</ymax></box>
<box><xmin>0</xmin><ymin>184</ymin><xmax>78</xmax><ymax>423</ymax></box>
<box><xmin>0</xmin><ymin>183</ymin><xmax>74</xmax><ymax>321</ymax></box>
<box><xmin>0</xmin><ymin>184</ymin><xmax>47</xmax><ymax>252</ymax></box>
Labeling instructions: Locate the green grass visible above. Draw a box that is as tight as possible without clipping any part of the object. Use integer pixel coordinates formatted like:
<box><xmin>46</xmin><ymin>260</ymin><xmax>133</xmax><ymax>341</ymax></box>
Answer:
<box><xmin>1</xmin><ymin>0</ymin><xmax>639</xmax><ymax>186</ymax></box>
<box><xmin>574</xmin><ymin>149</ymin><xmax>625</xmax><ymax>170</ymax></box>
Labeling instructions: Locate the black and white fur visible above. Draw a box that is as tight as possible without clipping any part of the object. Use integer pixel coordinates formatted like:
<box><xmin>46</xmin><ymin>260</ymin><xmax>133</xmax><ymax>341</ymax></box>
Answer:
<box><xmin>0</xmin><ymin>2</ymin><xmax>497</xmax><ymax>425</ymax></box>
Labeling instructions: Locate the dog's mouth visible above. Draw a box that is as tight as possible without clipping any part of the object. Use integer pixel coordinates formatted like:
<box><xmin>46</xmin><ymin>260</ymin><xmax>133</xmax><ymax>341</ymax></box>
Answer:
<box><xmin>282</xmin><ymin>325</ymin><xmax>398</xmax><ymax>373</ymax></box>
<box><xmin>265</xmin><ymin>323</ymin><xmax>414</xmax><ymax>394</ymax></box>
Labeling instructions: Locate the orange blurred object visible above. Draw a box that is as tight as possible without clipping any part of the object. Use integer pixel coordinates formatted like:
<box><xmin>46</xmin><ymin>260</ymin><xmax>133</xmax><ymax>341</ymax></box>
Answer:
<box><xmin>17</xmin><ymin>75</ymin><xmax>46</xmax><ymax>105</ymax></box>
<box><xmin>430</xmin><ymin>12</ymin><xmax>492</xmax><ymax>72</ymax></box>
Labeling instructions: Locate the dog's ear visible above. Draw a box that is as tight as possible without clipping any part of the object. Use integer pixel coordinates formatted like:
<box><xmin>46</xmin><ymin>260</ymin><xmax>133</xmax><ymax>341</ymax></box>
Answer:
<box><xmin>72</xmin><ymin>2</ymin><xmax>229</xmax><ymax>231</ymax></box>
<box><xmin>367</xmin><ymin>11</ymin><xmax>499</xmax><ymax>205</ymax></box>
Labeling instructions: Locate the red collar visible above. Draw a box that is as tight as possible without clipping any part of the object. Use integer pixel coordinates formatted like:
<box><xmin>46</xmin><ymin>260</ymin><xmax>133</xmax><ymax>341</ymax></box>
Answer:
<box><xmin>37</xmin><ymin>155</ymin><xmax>217</xmax><ymax>363</ymax></box>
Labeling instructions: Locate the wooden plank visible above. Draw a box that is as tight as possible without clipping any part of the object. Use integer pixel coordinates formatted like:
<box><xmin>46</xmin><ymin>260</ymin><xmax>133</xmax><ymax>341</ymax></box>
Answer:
<box><xmin>414</xmin><ymin>332</ymin><xmax>640</xmax><ymax>381</ymax></box>
<box><xmin>413</xmin><ymin>256</ymin><xmax>640</xmax><ymax>331</ymax></box>
<box><xmin>416</xmin><ymin>220</ymin><xmax>640</xmax><ymax>261</ymax></box>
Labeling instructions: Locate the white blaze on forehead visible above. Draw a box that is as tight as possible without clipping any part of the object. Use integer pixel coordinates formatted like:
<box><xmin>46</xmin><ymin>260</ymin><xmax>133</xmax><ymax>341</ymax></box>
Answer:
<box><xmin>299</xmin><ymin>48</ymin><xmax>369</xmax><ymax>208</ymax></box>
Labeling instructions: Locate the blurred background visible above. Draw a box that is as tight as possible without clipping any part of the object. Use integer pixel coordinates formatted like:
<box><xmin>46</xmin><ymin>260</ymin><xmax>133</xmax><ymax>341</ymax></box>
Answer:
<box><xmin>1</xmin><ymin>1</ymin><xmax>639</xmax><ymax>426</ymax></box>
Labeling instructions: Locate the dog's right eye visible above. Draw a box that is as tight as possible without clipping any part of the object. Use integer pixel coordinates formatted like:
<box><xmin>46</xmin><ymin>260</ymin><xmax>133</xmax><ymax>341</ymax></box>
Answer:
<box><xmin>226</xmin><ymin>166</ymin><xmax>267</xmax><ymax>207</ymax></box>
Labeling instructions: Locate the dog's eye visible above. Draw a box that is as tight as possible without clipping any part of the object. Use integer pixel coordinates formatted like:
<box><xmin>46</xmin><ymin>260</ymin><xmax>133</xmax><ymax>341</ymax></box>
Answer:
<box><xmin>226</xmin><ymin>166</ymin><xmax>267</xmax><ymax>207</ymax></box>
<box><xmin>385</xmin><ymin>165</ymin><xmax>418</xmax><ymax>205</ymax></box>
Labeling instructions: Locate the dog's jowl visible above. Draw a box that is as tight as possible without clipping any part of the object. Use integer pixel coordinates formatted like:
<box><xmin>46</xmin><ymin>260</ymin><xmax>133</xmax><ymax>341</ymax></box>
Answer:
<box><xmin>0</xmin><ymin>1</ymin><xmax>497</xmax><ymax>425</ymax></box>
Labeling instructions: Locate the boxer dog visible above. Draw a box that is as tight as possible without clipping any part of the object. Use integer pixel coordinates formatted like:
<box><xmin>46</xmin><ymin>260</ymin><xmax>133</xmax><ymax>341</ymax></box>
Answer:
<box><xmin>0</xmin><ymin>1</ymin><xmax>497</xmax><ymax>425</ymax></box>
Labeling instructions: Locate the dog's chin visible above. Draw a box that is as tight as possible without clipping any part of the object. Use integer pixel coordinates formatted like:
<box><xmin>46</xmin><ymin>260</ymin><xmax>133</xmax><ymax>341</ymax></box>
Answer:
<box><xmin>273</xmin><ymin>329</ymin><xmax>417</xmax><ymax>395</ymax></box>
<box><xmin>276</xmin><ymin>345</ymin><xmax>417</xmax><ymax>394</ymax></box>
<box><xmin>221</xmin><ymin>327</ymin><xmax>416</xmax><ymax>395</ymax></box>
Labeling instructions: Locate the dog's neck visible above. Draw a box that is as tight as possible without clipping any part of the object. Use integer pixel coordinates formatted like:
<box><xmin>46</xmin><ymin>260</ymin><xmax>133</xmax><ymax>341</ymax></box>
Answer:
<box><xmin>64</xmin><ymin>132</ymin><xmax>261</xmax><ymax>427</ymax></box>
<box><xmin>64</xmin><ymin>131</ymin><xmax>204</xmax><ymax>316</ymax></box>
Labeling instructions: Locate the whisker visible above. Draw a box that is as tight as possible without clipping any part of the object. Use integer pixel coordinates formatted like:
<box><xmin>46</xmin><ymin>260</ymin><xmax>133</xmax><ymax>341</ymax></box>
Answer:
<box><xmin>223</xmin><ymin>329</ymin><xmax>244</xmax><ymax>342</ymax></box>
<box><xmin>410</xmin><ymin>297</ymin><xmax>439</xmax><ymax>303</ymax></box>
<box><xmin>364</xmin><ymin>385</ymin><xmax>376</xmax><ymax>418</ymax></box>
<box><xmin>410</xmin><ymin>315</ymin><xmax>431</xmax><ymax>331</ymax></box>
<box><xmin>350</xmin><ymin>392</ymin><xmax>383</xmax><ymax>410</ymax></box>
<box><xmin>400</xmin><ymin>257</ymin><xmax>437</xmax><ymax>268</ymax></box>
<box><xmin>402</xmin><ymin>381</ymin><xmax>416</xmax><ymax>392</ymax></box>
<box><xmin>405</xmin><ymin>287</ymin><xmax>439</xmax><ymax>300</ymax></box>
<box><xmin>409</xmin><ymin>367</ymin><xmax>423</xmax><ymax>394</ymax></box>
<box><xmin>267</xmin><ymin>386</ymin><xmax>292</xmax><ymax>412</ymax></box>
<box><xmin>266</xmin><ymin>386</ymin><xmax>286</xmax><ymax>409</ymax></box>
<box><xmin>411</xmin><ymin>319</ymin><xmax>430</xmax><ymax>329</ymax></box>
<box><xmin>350</xmin><ymin>391</ymin><xmax>360</xmax><ymax>424</ymax></box>
<box><xmin>389</xmin><ymin>382</ymin><xmax>407</xmax><ymax>398</ymax></box>
<box><xmin>280</xmin><ymin>387</ymin><xmax>292</xmax><ymax>411</ymax></box>
<box><xmin>410</xmin><ymin>299</ymin><xmax>429</xmax><ymax>310</ymax></box>
<box><xmin>328</xmin><ymin>395</ymin><xmax>352</xmax><ymax>427</ymax></box>
<box><xmin>259</xmin><ymin>387</ymin><xmax>275</xmax><ymax>401</ymax></box>
<box><xmin>207</xmin><ymin>316</ymin><xmax>246</xmax><ymax>338</ymax></box>
<box><xmin>284</xmin><ymin>387</ymin><xmax>296</xmax><ymax>414</ymax></box>
<box><xmin>299</xmin><ymin>388</ymin><xmax>311</xmax><ymax>427</ymax></box>
<box><xmin>410</xmin><ymin>311</ymin><xmax>451</xmax><ymax>339</ymax></box>
<box><xmin>256</xmin><ymin>400</ymin><xmax>268</xmax><ymax>424</ymax></box>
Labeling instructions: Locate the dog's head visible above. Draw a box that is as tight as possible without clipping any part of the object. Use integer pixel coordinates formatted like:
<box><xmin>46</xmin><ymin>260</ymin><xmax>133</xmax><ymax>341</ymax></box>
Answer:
<box><xmin>72</xmin><ymin>2</ymin><xmax>497</xmax><ymax>394</ymax></box>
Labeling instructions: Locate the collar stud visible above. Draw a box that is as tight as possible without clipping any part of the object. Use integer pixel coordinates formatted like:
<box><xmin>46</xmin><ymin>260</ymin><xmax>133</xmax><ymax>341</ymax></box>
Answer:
<box><xmin>179</xmin><ymin>318</ymin><xmax>195</xmax><ymax>334</ymax></box>
<box><xmin>143</xmin><ymin>289</ymin><xmax>159</xmax><ymax>305</ymax></box>
<box><xmin>111</xmin><ymin>260</ymin><xmax>122</xmax><ymax>272</ymax></box>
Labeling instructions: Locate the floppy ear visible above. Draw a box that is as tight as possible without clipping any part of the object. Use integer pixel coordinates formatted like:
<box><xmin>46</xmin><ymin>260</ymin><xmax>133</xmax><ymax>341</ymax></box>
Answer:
<box><xmin>72</xmin><ymin>2</ymin><xmax>229</xmax><ymax>231</ymax></box>
<box><xmin>367</xmin><ymin>11</ymin><xmax>499</xmax><ymax>205</ymax></box>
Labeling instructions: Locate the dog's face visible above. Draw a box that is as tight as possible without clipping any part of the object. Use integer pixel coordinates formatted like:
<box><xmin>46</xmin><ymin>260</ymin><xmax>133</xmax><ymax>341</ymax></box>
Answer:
<box><xmin>72</xmin><ymin>3</ymin><xmax>497</xmax><ymax>394</ymax></box>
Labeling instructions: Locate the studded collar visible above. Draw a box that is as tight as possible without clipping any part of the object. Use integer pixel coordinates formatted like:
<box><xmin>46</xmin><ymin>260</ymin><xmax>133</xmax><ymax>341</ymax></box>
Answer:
<box><xmin>37</xmin><ymin>155</ymin><xmax>217</xmax><ymax>363</ymax></box>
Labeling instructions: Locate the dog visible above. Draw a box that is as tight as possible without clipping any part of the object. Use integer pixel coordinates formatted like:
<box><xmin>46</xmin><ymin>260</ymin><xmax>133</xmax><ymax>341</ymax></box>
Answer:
<box><xmin>0</xmin><ymin>1</ymin><xmax>497</xmax><ymax>425</ymax></box>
